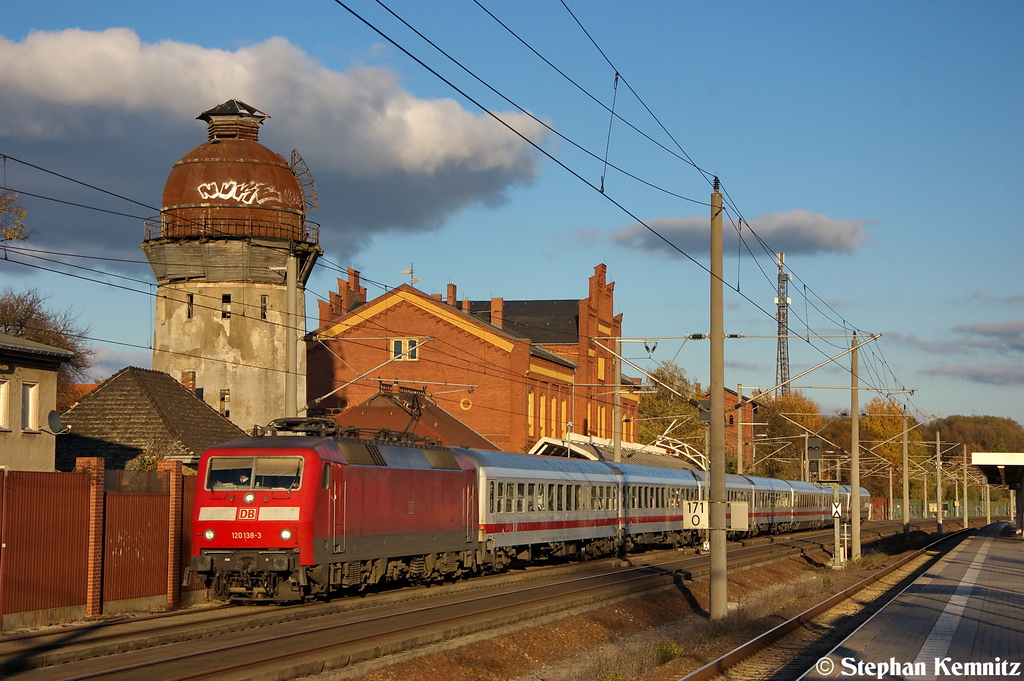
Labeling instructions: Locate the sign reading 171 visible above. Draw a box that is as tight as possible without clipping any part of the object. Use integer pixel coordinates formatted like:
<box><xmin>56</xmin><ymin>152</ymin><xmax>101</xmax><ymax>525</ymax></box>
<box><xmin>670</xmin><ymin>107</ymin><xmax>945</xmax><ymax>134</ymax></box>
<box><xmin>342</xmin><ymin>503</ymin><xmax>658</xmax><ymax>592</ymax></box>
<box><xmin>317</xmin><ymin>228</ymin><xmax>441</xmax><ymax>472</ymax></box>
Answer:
<box><xmin>683</xmin><ymin>500</ymin><xmax>709</xmax><ymax>529</ymax></box>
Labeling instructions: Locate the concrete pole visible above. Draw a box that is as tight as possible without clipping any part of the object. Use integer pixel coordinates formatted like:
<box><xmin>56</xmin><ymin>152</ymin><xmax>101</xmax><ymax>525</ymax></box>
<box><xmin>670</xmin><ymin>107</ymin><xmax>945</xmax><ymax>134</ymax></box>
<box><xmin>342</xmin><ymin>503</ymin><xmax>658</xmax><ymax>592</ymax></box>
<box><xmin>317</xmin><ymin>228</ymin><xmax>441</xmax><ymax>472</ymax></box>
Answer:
<box><xmin>923</xmin><ymin>469</ymin><xmax>929</xmax><ymax>518</ymax></box>
<box><xmin>935</xmin><ymin>431</ymin><xmax>943</xmax><ymax>535</ymax></box>
<box><xmin>709</xmin><ymin>181</ymin><xmax>728</xmax><ymax>620</ymax></box>
<box><xmin>802</xmin><ymin>433</ymin><xmax>809</xmax><ymax>483</ymax></box>
<box><xmin>888</xmin><ymin>466</ymin><xmax>893</xmax><ymax>521</ymax></box>
<box><xmin>613</xmin><ymin>338</ymin><xmax>622</xmax><ymax>464</ymax></box>
<box><xmin>285</xmin><ymin>246</ymin><xmax>298</xmax><ymax>418</ymax></box>
<box><xmin>963</xmin><ymin>444</ymin><xmax>969</xmax><ymax>527</ymax></box>
<box><xmin>736</xmin><ymin>384</ymin><xmax>744</xmax><ymax>475</ymax></box>
<box><xmin>850</xmin><ymin>334</ymin><xmax>861</xmax><ymax>559</ymax></box>
<box><xmin>985</xmin><ymin>484</ymin><xmax>991</xmax><ymax>525</ymax></box>
<box><xmin>902</xmin><ymin>410</ymin><xmax>910</xmax><ymax>534</ymax></box>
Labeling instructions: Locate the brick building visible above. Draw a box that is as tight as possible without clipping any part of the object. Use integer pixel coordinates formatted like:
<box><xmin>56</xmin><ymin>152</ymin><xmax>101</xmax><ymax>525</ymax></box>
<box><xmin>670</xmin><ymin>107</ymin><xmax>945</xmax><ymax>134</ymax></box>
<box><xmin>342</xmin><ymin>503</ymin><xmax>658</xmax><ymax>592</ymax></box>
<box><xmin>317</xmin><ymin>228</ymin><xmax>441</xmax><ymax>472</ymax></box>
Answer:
<box><xmin>305</xmin><ymin>264</ymin><xmax>639</xmax><ymax>452</ymax></box>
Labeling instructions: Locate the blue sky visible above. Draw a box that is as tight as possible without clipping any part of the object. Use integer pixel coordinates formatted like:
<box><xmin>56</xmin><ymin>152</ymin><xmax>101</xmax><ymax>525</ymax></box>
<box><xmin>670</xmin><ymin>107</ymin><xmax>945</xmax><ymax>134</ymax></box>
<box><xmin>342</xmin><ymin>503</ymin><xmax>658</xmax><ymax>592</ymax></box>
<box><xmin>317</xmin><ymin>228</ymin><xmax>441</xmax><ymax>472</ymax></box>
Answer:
<box><xmin>1</xmin><ymin>1</ymin><xmax>1021</xmax><ymax>427</ymax></box>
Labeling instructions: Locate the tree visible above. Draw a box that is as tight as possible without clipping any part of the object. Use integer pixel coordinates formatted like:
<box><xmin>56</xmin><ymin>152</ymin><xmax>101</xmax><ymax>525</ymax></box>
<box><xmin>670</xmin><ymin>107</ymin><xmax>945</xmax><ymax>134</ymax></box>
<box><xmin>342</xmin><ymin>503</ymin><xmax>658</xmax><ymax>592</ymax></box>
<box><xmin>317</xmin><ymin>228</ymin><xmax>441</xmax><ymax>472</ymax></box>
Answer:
<box><xmin>1</xmin><ymin>191</ymin><xmax>30</xmax><ymax>243</ymax></box>
<box><xmin>0</xmin><ymin>287</ymin><xmax>94</xmax><ymax>411</ymax></box>
<box><xmin>860</xmin><ymin>397</ymin><xmax>926</xmax><ymax>466</ymax></box>
<box><xmin>921</xmin><ymin>415</ymin><xmax>1024</xmax><ymax>454</ymax></box>
<box><xmin>756</xmin><ymin>391</ymin><xmax>823</xmax><ymax>479</ymax></box>
<box><xmin>636</xmin><ymin>361</ymin><xmax>703</xmax><ymax>448</ymax></box>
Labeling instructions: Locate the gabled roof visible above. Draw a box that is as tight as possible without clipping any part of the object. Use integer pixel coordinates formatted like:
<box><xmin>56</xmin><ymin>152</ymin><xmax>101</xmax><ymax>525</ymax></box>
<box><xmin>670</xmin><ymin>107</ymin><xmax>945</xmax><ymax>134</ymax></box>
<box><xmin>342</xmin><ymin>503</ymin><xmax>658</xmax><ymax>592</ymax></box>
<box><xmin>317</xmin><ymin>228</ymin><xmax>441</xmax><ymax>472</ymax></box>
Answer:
<box><xmin>315</xmin><ymin>285</ymin><xmax>518</xmax><ymax>353</ymax></box>
<box><xmin>469</xmin><ymin>300</ymin><xmax>580</xmax><ymax>344</ymax></box>
<box><xmin>55</xmin><ymin>366</ymin><xmax>244</xmax><ymax>470</ymax></box>
<box><xmin>334</xmin><ymin>389</ymin><xmax>500</xmax><ymax>450</ymax></box>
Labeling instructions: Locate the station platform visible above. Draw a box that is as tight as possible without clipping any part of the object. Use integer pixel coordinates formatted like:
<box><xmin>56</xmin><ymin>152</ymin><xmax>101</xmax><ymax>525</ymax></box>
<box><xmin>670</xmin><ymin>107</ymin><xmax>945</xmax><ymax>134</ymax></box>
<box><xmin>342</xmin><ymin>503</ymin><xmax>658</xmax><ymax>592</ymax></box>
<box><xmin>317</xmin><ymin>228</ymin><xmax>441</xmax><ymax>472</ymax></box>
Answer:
<box><xmin>803</xmin><ymin>522</ymin><xmax>1024</xmax><ymax>680</ymax></box>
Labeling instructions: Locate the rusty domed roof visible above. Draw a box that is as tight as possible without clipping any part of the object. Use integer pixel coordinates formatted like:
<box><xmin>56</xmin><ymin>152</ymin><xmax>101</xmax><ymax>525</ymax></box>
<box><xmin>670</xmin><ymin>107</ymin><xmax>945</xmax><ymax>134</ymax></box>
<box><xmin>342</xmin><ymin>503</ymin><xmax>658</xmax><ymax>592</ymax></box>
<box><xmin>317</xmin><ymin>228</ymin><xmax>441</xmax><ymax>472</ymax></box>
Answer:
<box><xmin>153</xmin><ymin>101</ymin><xmax>311</xmax><ymax>243</ymax></box>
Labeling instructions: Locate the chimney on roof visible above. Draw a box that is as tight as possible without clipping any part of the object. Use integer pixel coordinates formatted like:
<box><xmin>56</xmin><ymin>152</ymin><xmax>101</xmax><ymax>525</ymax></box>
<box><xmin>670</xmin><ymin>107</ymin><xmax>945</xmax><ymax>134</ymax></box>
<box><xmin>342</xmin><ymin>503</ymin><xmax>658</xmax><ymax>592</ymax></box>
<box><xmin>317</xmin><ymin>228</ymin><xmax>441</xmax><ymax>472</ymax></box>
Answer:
<box><xmin>197</xmin><ymin>99</ymin><xmax>268</xmax><ymax>142</ymax></box>
<box><xmin>447</xmin><ymin>283</ymin><xmax>457</xmax><ymax>306</ymax></box>
<box><xmin>462</xmin><ymin>297</ymin><xmax>470</xmax><ymax>313</ymax></box>
<box><xmin>490</xmin><ymin>297</ymin><xmax>504</xmax><ymax>328</ymax></box>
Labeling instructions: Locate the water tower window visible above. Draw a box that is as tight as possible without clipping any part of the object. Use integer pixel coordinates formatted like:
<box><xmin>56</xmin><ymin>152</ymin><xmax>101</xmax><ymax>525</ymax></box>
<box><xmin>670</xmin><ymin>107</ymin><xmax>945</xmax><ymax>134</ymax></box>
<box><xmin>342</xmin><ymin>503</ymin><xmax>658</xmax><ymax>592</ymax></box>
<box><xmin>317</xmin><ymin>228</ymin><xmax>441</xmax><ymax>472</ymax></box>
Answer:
<box><xmin>186</xmin><ymin>294</ymin><xmax>194</xmax><ymax>319</ymax></box>
<box><xmin>219</xmin><ymin>388</ymin><xmax>230</xmax><ymax>417</ymax></box>
<box><xmin>260</xmin><ymin>295</ymin><xmax>269</xmax><ymax>320</ymax></box>
<box><xmin>221</xmin><ymin>294</ymin><xmax>231</xmax><ymax>319</ymax></box>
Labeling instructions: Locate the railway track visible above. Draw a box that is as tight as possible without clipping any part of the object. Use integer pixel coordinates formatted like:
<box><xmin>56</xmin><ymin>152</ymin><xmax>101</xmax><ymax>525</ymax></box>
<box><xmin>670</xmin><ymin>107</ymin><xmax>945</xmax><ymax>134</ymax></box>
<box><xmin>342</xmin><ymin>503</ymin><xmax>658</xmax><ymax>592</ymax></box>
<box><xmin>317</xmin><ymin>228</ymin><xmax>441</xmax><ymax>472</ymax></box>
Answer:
<box><xmin>677</xmin><ymin>528</ymin><xmax>972</xmax><ymax>681</ymax></box>
<box><xmin>0</xmin><ymin>524</ymin><xmax>850</xmax><ymax>680</ymax></box>
<box><xmin>0</xmin><ymin>520</ymin><xmax>937</xmax><ymax>680</ymax></box>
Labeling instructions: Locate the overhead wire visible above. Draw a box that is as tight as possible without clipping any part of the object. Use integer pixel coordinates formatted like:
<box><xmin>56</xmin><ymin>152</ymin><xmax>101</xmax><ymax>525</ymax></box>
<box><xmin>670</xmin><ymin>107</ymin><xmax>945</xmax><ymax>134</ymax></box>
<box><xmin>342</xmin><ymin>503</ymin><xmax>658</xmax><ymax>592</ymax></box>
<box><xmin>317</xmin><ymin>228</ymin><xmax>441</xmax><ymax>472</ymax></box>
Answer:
<box><xmin>477</xmin><ymin>0</ymin><xmax>899</xmax><ymax>394</ymax></box>
<box><xmin>2</xmin><ymin>6</ymin><xmax>911</xmax><ymax>405</ymax></box>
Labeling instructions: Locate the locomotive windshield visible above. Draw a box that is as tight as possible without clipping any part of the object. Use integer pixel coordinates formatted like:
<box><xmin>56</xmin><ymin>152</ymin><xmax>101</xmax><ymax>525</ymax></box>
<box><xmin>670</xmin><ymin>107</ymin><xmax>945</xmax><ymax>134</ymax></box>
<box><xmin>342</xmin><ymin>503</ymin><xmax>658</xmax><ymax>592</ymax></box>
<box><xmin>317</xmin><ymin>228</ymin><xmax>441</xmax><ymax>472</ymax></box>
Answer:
<box><xmin>206</xmin><ymin>456</ymin><xmax>303</xmax><ymax>491</ymax></box>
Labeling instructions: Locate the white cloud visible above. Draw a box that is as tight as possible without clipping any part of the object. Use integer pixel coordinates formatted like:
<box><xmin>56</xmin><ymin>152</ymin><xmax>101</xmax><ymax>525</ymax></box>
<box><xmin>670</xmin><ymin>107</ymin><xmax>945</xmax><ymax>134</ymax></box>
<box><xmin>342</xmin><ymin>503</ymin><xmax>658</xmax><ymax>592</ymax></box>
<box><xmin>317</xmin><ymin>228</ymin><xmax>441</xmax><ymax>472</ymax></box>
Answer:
<box><xmin>610</xmin><ymin>210</ymin><xmax>873</xmax><ymax>258</ymax></box>
<box><xmin>89</xmin><ymin>344</ymin><xmax>151</xmax><ymax>380</ymax></box>
<box><xmin>0</xmin><ymin>28</ymin><xmax>547</xmax><ymax>258</ymax></box>
<box><xmin>929</xmin><ymin>363</ymin><xmax>1024</xmax><ymax>386</ymax></box>
<box><xmin>953</xmin><ymin>320</ymin><xmax>1024</xmax><ymax>354</ymax></box>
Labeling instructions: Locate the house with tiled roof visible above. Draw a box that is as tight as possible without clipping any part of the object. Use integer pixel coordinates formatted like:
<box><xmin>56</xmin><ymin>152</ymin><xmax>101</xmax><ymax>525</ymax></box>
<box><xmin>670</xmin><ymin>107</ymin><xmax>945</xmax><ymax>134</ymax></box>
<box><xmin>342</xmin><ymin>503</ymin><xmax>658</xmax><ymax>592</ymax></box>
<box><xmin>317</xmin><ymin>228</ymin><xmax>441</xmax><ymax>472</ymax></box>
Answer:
<box><xmin>334</xmin><ymin>384</ymin><xmax>499</xmax><ymax>450</ymax></box>
<box><xmin>55</xmin><ymin>366</ymin><xmax>244</xmax><ymax>471</ymax></box>
<box><xmin>0</xmin><ymin>332</ymin><xmax>76</xmax><ymax>471</ymax></box>
<box><xmin>306</xmin><ymin>264</ymin><xmax>639</xmax><ymax>453</ymax></box>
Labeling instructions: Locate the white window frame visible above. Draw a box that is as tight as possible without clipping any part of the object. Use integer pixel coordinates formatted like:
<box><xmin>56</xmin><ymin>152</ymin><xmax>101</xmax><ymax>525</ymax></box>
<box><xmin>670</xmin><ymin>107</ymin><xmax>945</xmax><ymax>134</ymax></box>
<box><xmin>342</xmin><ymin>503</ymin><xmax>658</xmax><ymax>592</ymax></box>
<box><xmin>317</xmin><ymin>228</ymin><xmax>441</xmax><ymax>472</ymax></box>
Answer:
<box><xmin>390</xmin><ymin>338</ymin><xmax>419</xmax><ymax>361</ymax></box>
<box><xmin>0</xmin><ymin>380</ymin><xmax>9</xmax><ymax>430</ymax></box>
<box><xmin>21</xmin><ymin>381</ymin><xmax>39</xmax><ymax>432</ymax></box>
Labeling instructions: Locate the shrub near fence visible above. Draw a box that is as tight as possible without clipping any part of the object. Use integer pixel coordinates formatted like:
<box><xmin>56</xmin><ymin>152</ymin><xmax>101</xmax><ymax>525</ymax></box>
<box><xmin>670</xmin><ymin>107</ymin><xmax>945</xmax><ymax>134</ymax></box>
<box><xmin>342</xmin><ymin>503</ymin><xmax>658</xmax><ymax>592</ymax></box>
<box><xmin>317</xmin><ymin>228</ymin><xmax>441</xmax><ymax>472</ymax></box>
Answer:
<box><xmin>0</xmin><ymin>459</ymin><xmax>198</xmax><ymax>631</ymax></box>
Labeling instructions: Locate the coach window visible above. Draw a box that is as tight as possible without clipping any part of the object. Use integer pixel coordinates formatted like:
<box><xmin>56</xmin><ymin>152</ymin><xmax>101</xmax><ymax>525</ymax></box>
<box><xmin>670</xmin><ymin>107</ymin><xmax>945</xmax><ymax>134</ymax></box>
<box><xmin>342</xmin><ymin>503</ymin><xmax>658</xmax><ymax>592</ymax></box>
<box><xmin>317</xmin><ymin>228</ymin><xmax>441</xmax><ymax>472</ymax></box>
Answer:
<box><xmin>489</xmin><ymin>481</ymin><xmax>495</xmax><ymax>513</ymax></box>
<box><xmin>547</xmin><ymin>484</ymin><xmax>555</xmax><ymax>511</ymax></box>
<box><xmin>517</xmin><ymin>483</ymin><xmax>525</xmax><ymax>512</ymax></box>
<box><xmin>527</xmin><ymin>483</ymin><xmax>536</xmax><ymax>512</ymax></box>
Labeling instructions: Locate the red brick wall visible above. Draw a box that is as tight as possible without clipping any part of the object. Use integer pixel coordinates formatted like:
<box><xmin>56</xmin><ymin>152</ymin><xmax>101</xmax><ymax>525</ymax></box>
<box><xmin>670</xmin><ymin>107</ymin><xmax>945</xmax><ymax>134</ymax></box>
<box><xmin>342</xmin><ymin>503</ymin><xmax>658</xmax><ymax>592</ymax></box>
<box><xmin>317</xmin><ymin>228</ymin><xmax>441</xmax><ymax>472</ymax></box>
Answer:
<box><xmin>307</xmin><ymin>265</ymin><xmax>638</xmax><ymax>453</ymax></box>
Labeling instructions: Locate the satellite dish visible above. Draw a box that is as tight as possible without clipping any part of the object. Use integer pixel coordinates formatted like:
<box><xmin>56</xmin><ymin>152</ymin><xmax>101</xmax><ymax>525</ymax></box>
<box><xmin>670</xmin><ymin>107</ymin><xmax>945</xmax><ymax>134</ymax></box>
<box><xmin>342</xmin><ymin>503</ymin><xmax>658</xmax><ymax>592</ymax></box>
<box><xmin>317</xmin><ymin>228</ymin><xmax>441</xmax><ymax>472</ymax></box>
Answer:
<box><xmin>46</xmin><ymin>410</ymin><xmax>69</xmax><ymax>435</ymax></box>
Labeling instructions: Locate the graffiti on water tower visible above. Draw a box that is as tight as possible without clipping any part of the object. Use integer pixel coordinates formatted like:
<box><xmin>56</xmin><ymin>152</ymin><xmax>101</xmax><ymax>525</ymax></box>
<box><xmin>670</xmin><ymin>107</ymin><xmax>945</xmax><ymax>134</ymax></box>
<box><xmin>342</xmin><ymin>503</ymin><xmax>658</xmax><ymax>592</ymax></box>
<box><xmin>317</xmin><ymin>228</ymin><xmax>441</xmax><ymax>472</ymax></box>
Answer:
<box><xmin>198</xmin><ymin>180</ymin><xmax>281</xmax><ymax>205</ymax></box>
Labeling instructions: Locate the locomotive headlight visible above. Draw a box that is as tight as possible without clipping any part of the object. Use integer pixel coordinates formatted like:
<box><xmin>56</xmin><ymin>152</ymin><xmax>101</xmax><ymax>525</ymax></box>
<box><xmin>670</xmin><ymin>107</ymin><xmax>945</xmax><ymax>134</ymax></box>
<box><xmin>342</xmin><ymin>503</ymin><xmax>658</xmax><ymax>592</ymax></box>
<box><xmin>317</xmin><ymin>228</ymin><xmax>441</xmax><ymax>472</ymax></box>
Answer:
<box><xmin>280</xmin><ymin>528</ymin><xmax>293</xmax><ymax>541</ymax></box>
<box><xmin>203</xmin><ymin>529</ymin><xmax>215</xmax><ymax>541</ymax></box>
<box><xmin>243</xmin><ymin>492</ymin><xmax>256</xmax><ymax>504</ymax></box>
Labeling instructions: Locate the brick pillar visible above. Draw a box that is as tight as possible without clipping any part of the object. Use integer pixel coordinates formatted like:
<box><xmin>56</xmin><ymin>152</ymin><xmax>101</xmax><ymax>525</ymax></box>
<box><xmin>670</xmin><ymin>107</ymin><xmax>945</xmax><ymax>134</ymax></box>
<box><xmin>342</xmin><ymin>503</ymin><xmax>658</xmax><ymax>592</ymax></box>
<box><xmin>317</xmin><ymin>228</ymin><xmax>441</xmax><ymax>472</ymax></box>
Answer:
<box><xmin>490</xmin><ymin>297</ymin><xmax>504</xmax><ymax>329</ymax></box>
<box><xmin>157</xmin><ymin>461</ymin><xmax>183</xmax><ymax>608</ymax></box>
<box><xmin>75</xmin><ymin>457</ymin><xmax>105</xmax><ymax>619</ymax></box>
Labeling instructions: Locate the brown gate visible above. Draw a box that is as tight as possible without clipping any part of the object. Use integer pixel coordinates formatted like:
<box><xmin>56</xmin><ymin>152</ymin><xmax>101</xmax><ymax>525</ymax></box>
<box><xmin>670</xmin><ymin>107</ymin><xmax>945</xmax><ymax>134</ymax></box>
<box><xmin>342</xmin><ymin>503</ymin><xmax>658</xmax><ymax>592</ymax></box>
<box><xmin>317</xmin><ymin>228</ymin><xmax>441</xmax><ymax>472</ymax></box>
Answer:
<box><xmin>0</xmin><ymin>470</ymin><xmax>89</xmax><ymax>619</ymax></box>
<box><xmin>102</xmin><ymin>471</ymin><xmax>170</xmax><ymax>603</ymax></box>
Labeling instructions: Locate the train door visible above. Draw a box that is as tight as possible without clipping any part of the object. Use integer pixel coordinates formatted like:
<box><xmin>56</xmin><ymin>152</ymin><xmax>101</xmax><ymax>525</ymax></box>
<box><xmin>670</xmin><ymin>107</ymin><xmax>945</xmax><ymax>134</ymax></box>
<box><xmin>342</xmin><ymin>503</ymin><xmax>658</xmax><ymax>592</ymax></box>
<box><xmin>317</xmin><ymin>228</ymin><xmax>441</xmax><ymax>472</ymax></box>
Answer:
<box><xmin>464</xmin><ymin>470</ymin><xmax>475</xmax><ymax>543</ymax></box>
<box><xmin>325</xmin><ymin>462</ymin><xmax>345</xmax><ymax>553</ymax></box>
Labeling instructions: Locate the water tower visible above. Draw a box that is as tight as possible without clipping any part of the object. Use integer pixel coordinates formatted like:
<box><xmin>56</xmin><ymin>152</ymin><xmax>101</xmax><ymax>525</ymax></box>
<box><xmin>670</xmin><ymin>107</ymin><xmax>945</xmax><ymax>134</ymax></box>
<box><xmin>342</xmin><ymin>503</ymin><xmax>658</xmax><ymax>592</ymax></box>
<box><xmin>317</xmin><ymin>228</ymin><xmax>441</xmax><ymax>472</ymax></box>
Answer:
<box><xmin>142</xmin><ymin>100</ymin><xmax>321</xmax><ymax>431</ymax></box>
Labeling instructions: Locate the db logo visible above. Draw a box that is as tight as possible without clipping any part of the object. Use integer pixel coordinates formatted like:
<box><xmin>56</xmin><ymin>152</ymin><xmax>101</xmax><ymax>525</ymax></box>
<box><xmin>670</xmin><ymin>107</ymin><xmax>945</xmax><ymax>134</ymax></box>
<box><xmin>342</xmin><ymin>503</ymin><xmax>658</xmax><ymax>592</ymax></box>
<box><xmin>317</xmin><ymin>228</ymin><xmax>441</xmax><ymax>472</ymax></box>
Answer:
<box><xmin>238</xmin><ymin>508</ymin><xmax>257</xmax><ymax>520</ymax></box>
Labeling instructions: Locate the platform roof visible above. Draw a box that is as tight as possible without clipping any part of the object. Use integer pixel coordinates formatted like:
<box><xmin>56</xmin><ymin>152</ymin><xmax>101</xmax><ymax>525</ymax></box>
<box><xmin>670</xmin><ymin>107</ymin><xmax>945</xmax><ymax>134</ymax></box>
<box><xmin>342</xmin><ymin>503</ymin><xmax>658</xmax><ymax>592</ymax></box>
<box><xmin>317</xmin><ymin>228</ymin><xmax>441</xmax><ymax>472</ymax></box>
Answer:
<box><xmin>971</xmin><ymin>452</ymin><xmax>1024</xmax><ymax>488</ymax></box>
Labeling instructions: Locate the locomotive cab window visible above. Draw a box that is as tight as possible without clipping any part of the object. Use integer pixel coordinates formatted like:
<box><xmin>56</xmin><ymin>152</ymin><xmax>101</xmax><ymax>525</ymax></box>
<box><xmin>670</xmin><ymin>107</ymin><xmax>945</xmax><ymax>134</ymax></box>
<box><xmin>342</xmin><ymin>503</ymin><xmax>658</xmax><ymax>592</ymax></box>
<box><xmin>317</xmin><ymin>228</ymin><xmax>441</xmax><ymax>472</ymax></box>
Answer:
<box><xmin>206</xmin><ymin>456</ymin><xmax>303</xmax><ymax>491</ymax></box>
